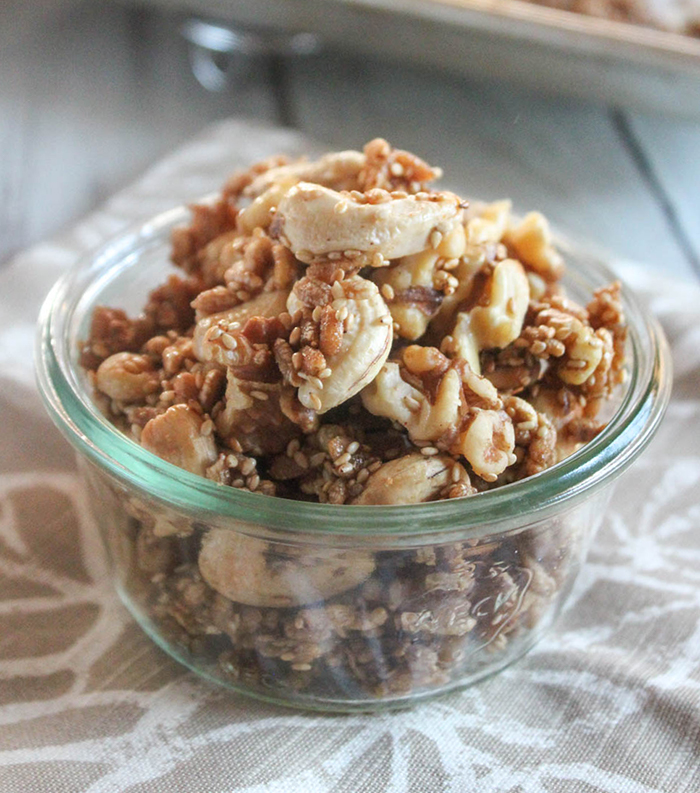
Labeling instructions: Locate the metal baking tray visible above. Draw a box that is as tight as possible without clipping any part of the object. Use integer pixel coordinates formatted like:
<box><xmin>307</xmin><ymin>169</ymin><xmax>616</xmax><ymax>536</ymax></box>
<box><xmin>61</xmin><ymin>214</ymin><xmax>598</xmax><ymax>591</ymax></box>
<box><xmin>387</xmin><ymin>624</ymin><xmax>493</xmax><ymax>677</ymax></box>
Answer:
<box><xmin>135</xmin><ymin>0</ymin><xmax>700</xmax><ymax>115</ymax></box>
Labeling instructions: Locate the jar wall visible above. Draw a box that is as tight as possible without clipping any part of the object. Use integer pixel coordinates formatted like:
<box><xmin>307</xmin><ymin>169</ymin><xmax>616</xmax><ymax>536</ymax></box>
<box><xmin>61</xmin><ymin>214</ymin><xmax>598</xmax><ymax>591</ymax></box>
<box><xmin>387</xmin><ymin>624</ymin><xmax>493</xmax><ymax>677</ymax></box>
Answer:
<box><xmin>80</xmin><ymin>457</ymin><xmax>612</xmax><ymax>710</ymax></box>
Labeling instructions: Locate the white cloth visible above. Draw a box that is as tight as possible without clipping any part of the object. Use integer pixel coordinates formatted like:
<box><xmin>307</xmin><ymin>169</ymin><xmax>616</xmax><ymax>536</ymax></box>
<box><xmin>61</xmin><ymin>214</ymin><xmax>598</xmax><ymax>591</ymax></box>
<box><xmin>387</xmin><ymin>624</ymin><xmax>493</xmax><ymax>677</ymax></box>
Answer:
<box><xmin>1</xmin><ymin>119</ymin><xmax>699</xmax><ymax>793</ymax></box>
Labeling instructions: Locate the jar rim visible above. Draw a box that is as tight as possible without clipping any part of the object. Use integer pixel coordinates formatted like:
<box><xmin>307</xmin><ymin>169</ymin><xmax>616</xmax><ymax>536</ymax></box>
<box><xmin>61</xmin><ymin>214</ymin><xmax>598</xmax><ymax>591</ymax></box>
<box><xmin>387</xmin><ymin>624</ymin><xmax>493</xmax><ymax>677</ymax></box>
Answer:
<box><xmin>35</xmin><ymin>204</ymin><xmax>673</xmax><ymax>537</ymax></box>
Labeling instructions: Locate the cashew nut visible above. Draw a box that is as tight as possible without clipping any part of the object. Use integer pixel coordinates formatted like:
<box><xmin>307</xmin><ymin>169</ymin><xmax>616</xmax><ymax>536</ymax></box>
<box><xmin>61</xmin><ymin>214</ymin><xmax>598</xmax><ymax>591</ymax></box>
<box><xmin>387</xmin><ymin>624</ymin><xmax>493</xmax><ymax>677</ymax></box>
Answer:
<box><xmin>504</xmin><ymin>211</ymin><xmax>564</xmax><ymax>281</ymax></box>
<box><xmin>193</xmin><ymin>289</ymin><xmax>289</xmax><ymax>366</ymax></box>
<box><xmin>373</xmin><ymin>224</ymin><xmax>467</xmax><ymax>340</ymax></box>
<box><xmin>141</xmin><ymin>404</ymin><xmax>218</xmax><ymax>477</ymax></box>
<box><xmin>362</xmin><ymin>354</ymin><xmax>515</xmax><ymax>480</ymax></box>
<box><xmin>198</xmin><ymin>528</ymin><xmax>375</xmax><ymax>607</ymax></box>
<box><xmin>288</xmin><ymin>275</ymin><xmax>393</xmax><ymax>413</ymax></box>
<box><xmin>244</xmin><ymin>150</ymin><xmax>366</xmax><ymax>198</ymax></box>
<box><xmin>351</xmin><ymin>453</ymin><xmax>456</xmax><ymax>504</ymax></box>
<box><xmin>450</xmin><ymin>409</ymin><xmax>516</xmax><ymax>482</ymax></box>
<box><xmin>466</xmin><ymin>199</ymin><xmax>512</xmax><ymax>246</ymax></box>
<box><xmin>471</xmin><ymin>259</ymin><xmax>530</xmax><ymax>348</ymax></box>
<box><xmin>275</xmin><ymin>182</ymin><xmax>461</xmax><ymax>265</ymax></box>
<box><xmin>96</xmin><ymin>352</ymin><xmax>160</xmax><ymax>403</ymax></box>
<box><xmin>441</xmin><ymin>258</ymin><xmax>530</xmax><ymax>376</ymax></box>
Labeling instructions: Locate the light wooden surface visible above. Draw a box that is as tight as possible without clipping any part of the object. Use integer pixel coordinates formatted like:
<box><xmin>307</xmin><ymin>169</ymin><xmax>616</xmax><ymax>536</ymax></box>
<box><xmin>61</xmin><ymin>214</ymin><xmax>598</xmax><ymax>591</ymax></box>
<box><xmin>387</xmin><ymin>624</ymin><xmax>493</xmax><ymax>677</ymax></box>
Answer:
<box><xmin>2</xmin><ymin>0</ymin><xmax>699</xmax><ymax>284</ymax></box>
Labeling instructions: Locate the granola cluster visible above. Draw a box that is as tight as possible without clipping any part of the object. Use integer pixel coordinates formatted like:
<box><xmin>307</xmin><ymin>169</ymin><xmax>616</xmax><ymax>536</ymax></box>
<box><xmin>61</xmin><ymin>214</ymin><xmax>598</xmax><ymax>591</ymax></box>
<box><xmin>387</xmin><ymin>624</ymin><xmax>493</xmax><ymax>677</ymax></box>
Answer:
<box><xmin>83</xmin><ymin>141</ymin><xmax>629</xmax><ymax>704</ymax></box>
<box><xmin>83</xmin><ymin>139</ymin><xmax>627</xmax><ymax>506</ymax></box>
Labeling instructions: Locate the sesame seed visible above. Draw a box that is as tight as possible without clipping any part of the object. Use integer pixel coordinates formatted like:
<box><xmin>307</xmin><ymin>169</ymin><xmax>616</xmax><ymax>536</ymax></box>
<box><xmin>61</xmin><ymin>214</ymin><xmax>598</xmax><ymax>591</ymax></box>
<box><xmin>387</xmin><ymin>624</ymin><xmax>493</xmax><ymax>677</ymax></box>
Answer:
<box><xmin>247</xmin><ymin>474</ymin><xmax>260</xmax><ymax>491</ymax></box>
<box><xmin>403</xmin><ymin>396</ymin><xmax>421</xmax><ymax>412</ymax></box>
<box><xmin>334</xmin><ymin>201</ymin><xmax>349</xmax><ymax>214</ymax></box>
<box><xmin>292</xmin><ymin>352</ymin><xmax>303</xmax><ymax>370</ymax></box>
<box><xmin>372</xmin><ymin>252</ymin><xmax>386</xmax><ymax>267</ymax></box>
<box><xmin>379</xmin><ymin>315</ymin><xmax>392</xmax><ymax>325</ymax></box>
<box><xmin>308</xmin><ymin>376</ymin><xmax>324</xmax><ymax>391</ymax></box>
<box><xmin>309</xmin><ymin>452</ymin><xmax>327</xmax><ymax>467</ymax></box>
<box><xmin>430</xmin><ymin>230</ymin><xmax>443</xmax><ymax>249</ymax></box>
<box><xmin>312</xmin><ymin>306</ymin><xmax>323</xmax><ymax>322</ymax></box>
<box><xmin>200</xmin><ymin>419</ymin><xmax>214</xmax><ymax>436</ymax></box>
<box><xmin>232</xmin><ymin>478</ymin><xmax>245</xmax><ymax>488</ymax></box>
<box><xmin>308</xmin><ymin>392</ymin><xmax>323</xmax><ymax>411</ymax></box>
<box><xmin>208</xmin><ymin>327</ymin><xmax>223</xmax><ymax>340</ymax></box>
<box><xmin>328</xmin><ymin>251</ymin><xmax>342</xmax><ymax>261</ymax></box>
<box><xmin>347</xmin><ymin>441</ymin><xmax>360</xmax><ymax>454</ymax></box>
<box><xmin>294</xmin><ymin>451</ymin><xmax>309</xmax><ymax>469</ymax></box>
<box><xmin>338</xmin><ymin>462</ymin><xmax>354</xmax><ymax>475</ymax></box>
<box><xmin>335</xmin><ymin>451</ymin><xmax>352</xmax><ymax>466</ymax></box>
<box><xmin>420</xmin><ymin>446</ymin><xmax>439</xmax><ymax>456</ymax></box>
<box><xmin>368</xmin><ymin>461</ymin><xmax>383</xmax><ymax>472</ymax></box>
<box><xmin>380</xmin><ymin>283</ymin><xmax>395</xmax><ymax>301</ymax></box>
<box><xmin>331</xmin><ymin>281</ymin><xmax>345</xmax><ymax>299</ymax></box>
<box><xmin>250</xmin><ymin>390</ymin><xmax>269</xmax><ymax>401</ymax></box>
<box><xmin>356</xmin><ymin>468</ymin><xmax>370</xmax><ymax>483</ymax></box>
<box><xmin>335</xmin><ymin>305</ymin><xmax>349</xmax><ymax>322</ymax></box>
<box><xmin>221</xmin><ymin>333</ymin><xmax>237</xmax><ymax>350</ymax></box>
<box><xmin>240</xmin><ymin>458</ymin><xmax>256</xmax><ymax>476</ymax></box>
<box><xmin>287</xmin><ymin>438</ymin><xmax>301</xmax><ymax>457</ymax></box>
<box><xmin>319</xmin><ymin>367</ymin><xmax>332</xmax><ymax>379</ymax></box>
<box><xmin>160</xmin><ymin>390</ymin><xmax>175</xmax><ymax>403</ymax></box>
<box><xmin>452</xmin><ymin>465</ymin><xmax>461</xmax><ymax>482</ymax></box>
<box><xmin>289</xmin><ymin>327</ymin><xmax>301</xmax><ymax>345</ymax></box>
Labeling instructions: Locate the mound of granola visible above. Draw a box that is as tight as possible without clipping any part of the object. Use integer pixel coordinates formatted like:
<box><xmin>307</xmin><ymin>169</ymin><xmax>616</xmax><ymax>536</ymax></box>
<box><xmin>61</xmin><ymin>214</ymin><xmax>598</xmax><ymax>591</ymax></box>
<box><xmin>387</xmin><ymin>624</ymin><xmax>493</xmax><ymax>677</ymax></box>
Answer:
<box><xmin>82</xmin><ymin>138</ymin><xmax>627</xmax><ymax>506</ymax></box>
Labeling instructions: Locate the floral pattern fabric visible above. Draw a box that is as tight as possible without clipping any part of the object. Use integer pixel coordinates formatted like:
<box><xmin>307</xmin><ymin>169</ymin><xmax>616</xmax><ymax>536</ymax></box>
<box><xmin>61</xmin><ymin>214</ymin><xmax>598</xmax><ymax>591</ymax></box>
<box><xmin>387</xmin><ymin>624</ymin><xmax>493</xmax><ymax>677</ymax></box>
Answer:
<box><xmin>1</xmin><ymin>120</ymin><xmax>699</xmax><ymax>793</ymax></box>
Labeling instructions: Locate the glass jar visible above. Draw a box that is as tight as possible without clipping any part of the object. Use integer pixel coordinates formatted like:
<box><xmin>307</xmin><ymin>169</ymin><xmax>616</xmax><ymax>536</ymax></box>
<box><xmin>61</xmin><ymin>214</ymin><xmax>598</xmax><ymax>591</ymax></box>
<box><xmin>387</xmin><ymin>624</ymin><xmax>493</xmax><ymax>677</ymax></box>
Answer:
<box><xmin>36</xmin><ymin>205</ymin><xmax>672</xmax><ymax>711</ymax></box>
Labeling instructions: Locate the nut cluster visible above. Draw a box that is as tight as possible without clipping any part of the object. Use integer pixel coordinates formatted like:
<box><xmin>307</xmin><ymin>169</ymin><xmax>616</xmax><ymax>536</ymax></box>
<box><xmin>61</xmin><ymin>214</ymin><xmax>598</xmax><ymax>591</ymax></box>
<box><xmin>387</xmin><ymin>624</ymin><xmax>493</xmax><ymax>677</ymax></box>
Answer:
<box><xmin>83</xmin><ymin>139</ymin><xmax>627</xmax><ymax>505</ymax></box>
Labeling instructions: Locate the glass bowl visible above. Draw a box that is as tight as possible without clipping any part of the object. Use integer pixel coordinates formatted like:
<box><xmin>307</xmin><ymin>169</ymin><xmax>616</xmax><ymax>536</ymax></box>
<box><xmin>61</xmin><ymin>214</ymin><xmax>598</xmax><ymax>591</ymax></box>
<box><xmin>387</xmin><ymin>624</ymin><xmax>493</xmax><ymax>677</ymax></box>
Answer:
<box><xmin>35</xmin><ymin>204</ymin><xmax>672</xmax><ymax>712</ymax></box>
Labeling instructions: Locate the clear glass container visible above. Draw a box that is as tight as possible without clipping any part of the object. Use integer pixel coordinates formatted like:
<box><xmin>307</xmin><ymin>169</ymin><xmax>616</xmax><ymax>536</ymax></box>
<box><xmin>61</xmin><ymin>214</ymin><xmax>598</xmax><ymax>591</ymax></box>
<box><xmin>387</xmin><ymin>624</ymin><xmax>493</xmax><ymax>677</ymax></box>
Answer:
<box><xmin>36</xmin><ymin>205</ymin><xmax>672</xmax><ymax>711</ymax></box>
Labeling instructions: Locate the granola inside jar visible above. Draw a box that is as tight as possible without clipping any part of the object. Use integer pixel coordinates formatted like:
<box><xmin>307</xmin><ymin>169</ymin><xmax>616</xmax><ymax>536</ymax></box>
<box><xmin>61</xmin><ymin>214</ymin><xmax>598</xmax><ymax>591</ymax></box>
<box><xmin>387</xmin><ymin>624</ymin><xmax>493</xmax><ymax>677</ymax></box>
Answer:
<box><xmin>36</xmin><ymin>139</ymin><xmax>671</xmax><ymax>710</ymax></box>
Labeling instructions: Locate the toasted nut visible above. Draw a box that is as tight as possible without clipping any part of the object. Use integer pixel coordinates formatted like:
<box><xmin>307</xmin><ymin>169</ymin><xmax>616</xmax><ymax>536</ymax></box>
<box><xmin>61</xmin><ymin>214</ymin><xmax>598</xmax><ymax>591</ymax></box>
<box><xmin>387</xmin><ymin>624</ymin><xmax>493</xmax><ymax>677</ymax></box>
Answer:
<box><xmin>292</xmin><ymin>275</ymin><xmax>393</xmax><ymax>413</ymax></box>
<box><xmin>244</xmin><ymin>150</ymin><xmax>366</xmax><ymax>197</ymax></box>
<box><xmin>362</xmin><ymin>361</ymin><xmax>462</xmax><ymax>442</ymax></box>
<box><xmin>198</xmin><ymin>529</ymin><xmax>375</xmax><ymax>607</ymax></box>
<box><xmin>559</xmin><ymin>325</ymin><xmax>604</xmax><ymax>385</ymax></box>
<box><xmin>275</xmin><ymin>182</ymin><xmax>461</xmax><ymax>265</ymax></box>
<box><xmin>452</xmin><ymin>409</ymin><xmax>515</xmax><ymax>481</ymax></box>
<box><xmin>351</xmin><ymin>453</ymin><xmax>454</xmax><ymax>504</ymax></box>
<box><xmin>95</xmin><ymin>352</ymin><xmax>160</xmax><ymax>402</ymax></box>
<box><xmin>466</xmin><ymin>199</ymin><xmax>512</xmax><ymax>246</ymax></box>
<box><xmin>237</xmin><ymin>178</ymin><xmax>297</xmax><ymax>233</ymax></box>
<box><xmin>447</xmin><ymin>312</ymin><xmax>481</xmax><ymax>374</ymax></box>
<box><xmin>193</xmin><ymin>289</ymin><xmax>289</xmax><ymax>365</ymax></box>
<box><xmin>470</xmin><ymin>258</ymin><xmax>530</xmax><ymax>349</ymax></box>
<box><xmin>504</xmin><ymin>211</ymin><xmax>564</xmax><ymax>281</ymax></box>
<box><xmin>141</xmin><ymin>404</ymin><xmax>218</xmax><ymax>477</ymax></box>
<box><xmin>436</xmin><ymin>221</ymin><xmax>467</xmax><ymax>259</ymax></box>
<box><xmin>373</xmin><ymin>248</ymin><xmax>441</xmax><ymax>339</ymax></box>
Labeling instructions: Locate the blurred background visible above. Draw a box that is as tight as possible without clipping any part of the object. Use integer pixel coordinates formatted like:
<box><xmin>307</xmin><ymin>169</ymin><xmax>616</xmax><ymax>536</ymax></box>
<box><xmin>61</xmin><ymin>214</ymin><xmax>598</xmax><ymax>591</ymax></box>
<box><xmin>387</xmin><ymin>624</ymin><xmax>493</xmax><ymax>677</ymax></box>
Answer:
<box><xmin>2</xmin><ymin>0</ymin><xmax>699</xmax><ymax>281</ymax></box>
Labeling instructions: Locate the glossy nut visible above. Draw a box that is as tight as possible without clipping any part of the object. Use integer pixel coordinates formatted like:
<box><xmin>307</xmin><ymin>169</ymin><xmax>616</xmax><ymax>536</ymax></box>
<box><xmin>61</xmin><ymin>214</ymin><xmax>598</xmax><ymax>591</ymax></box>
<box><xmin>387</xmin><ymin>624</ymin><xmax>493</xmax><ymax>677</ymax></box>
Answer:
<box><xmin>275</xmin><ymin>181</ymin><xmax>461</xmax><ymax>265</ymax></box>
<box><xmin>96</xmin><ymin>352</ymin><xmax>160</xmax><ymax>403</ymax></box>
<box><xmin>141</xmin><ymin>404</ymin><xmax>218</xmax><ymax>477</ymax></box>
<box><xmin>198</xmin><ymin>529</ymin><xmax>375</xmax><ymax>607</ymax></box>
<box><xmin>351</xmin><ymin>453</ymin><xmax>454</xmax><ymax>504</ymax></box>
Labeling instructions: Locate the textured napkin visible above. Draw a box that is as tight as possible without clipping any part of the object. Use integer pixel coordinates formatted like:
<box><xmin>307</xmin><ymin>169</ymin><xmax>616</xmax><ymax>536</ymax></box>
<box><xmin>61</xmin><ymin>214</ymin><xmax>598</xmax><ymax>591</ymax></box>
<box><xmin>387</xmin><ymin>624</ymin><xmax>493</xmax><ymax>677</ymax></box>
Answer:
<box><xmin>1</xmin><ymin>119</ymin><xmax>699</xmax><ymax>793</ymax></box>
